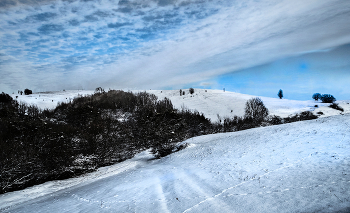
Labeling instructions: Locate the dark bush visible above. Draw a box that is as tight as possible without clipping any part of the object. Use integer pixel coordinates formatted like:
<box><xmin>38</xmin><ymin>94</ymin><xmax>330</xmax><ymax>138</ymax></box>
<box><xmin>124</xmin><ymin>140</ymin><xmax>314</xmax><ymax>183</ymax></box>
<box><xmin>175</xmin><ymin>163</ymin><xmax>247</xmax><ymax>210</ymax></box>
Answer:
<box><xmin>267</xmin><ymin>115</ymin><xmax>283</xmax><ymax>125</ymax></box>
<box><xmin>151</xmin><ymin>141</ymin><xmax>189</xmax><ymax>159</ymax></box>
<box><xmin>329</xmin><ymin>103</ymin><xmax>344</xmax><ymax>112</ymax></box>
<box><xmin>298</xmin><ymin>111</ymin><xmax>318</xmax><ymax>120</ymax></box>
<box><xmin>284</xmin><ymin>111</ymin><xmax>317</xmax><ymax>123</ymax></box>
<box><xmin>320</xmin><ymin>94</ymin><xmax>336</xmax><ymax>103</ymax></box>
<box><xmin>24</xmin><ymin>89</ymin><xmax>32</xmax><ymax>95</ymax></box>
<box><xmin>236</xmin><ymin>117</ymin><xmax>256</xmax><ymax>131</ymax></box>
<box><xmin>151</xmin><ymin>142</ymin><xmax>176</xmax><ymax>159</ymax></box>
<box><xmin>189</xmin><ymin>88</ymin><xmax>194</xmax><ymax>94</ymax></box>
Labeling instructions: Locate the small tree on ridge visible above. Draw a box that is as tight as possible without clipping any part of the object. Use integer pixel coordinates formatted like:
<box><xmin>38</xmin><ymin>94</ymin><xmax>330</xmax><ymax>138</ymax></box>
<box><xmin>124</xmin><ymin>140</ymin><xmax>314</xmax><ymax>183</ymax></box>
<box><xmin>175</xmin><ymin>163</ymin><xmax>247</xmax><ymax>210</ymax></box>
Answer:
<box><xmin>277</xmin><ymin>89</ymin><xmax>283</xmax><ymax>99</ymax></box>
<box><xmin>312</xmin><ymin>93</ymin><xmax>322</xmax><ymax>101</ymax></box>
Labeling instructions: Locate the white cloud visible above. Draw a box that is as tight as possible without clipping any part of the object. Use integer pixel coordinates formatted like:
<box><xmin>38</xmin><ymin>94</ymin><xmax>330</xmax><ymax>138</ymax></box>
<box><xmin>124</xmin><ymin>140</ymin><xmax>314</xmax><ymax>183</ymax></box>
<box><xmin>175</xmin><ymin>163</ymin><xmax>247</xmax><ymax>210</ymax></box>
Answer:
<box><xmin>92</xmin><ymin>0</ymin><xmax>350</xmax><ymax>89</ymax></box>
<box><xmin>0</xmin><ymin>0</ymin><xmax>350</xmax><ymax>93</ymax></box>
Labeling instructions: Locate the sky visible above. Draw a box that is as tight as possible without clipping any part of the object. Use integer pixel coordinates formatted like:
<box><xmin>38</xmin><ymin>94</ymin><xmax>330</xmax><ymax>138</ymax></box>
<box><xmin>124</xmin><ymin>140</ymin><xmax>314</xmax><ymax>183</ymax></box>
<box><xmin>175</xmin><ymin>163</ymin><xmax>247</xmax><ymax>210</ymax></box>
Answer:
<box><xmin>0</xmin><ymin>0</ymin><xmax>350</xmax><ymax>100</ymax></box>
<box><xmin>212</xmin><ymin>44</ymin><xmax>350</xmax><ymax>100</ymax></box>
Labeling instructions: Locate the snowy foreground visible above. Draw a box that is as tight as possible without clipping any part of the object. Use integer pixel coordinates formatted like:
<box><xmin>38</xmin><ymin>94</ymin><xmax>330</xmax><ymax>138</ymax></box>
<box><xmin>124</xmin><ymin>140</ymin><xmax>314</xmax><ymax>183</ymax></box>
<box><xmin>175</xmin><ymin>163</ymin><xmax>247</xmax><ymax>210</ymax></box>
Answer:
<box><xmin>1</xmin><ymin>113</ymin><xmax>350</xmax><ymax>212</ymax></box>
<box><xmin>2</xmin><ymin>89</ymin><xmax>349</xmax><ymax>212</ymax></box>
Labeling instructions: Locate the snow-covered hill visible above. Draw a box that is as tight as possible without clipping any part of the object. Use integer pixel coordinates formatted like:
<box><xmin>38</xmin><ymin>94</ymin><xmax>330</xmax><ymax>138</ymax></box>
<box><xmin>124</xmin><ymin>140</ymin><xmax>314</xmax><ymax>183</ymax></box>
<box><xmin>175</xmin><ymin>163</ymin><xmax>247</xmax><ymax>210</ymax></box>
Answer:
<box><xmin>147</xmin><ymin>89</ymin><xmax>350</xmax><ymax>121</ymax></box>
<box><xmin>1</xmin><ymin>113</ymin><xmax>349</xmax><ymax>212</ymax></box>
<box><xmin>10</xmin><ymin>89</ymin><xmax>350</xmax><ymax>121</ymax></box>
<box><xmin>10</xmin><ymin>90</ymin><xmax>94</xmax><ymax>110</ymax></box>
<box><xmin>2</xmin><ymin>89</ymin><xmax>350</xmax><ymax>212</ymax></box>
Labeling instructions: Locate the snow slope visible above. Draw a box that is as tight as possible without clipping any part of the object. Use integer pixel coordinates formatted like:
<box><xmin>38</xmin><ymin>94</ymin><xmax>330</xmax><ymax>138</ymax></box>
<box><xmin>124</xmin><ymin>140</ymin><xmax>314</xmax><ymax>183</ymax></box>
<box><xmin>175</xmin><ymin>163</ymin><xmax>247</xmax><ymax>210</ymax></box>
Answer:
<box><xmin>1</xmin><ymin>114</ymin><xmax>350</xmax><ymax>213</ymax></box>
<box><xmin>10</xmin><ymin>89</ymin><xmax>350</xmax><ymax>122</ymax></box>
<box><xmin>10</xmin><ymin>90</ymin><xmax>95</xmax><ymax>110</ymax></box>
<box><xmin>147</xmin><ymin>89</ymin><xmax>350</xmax><ymax>121</ymax></box>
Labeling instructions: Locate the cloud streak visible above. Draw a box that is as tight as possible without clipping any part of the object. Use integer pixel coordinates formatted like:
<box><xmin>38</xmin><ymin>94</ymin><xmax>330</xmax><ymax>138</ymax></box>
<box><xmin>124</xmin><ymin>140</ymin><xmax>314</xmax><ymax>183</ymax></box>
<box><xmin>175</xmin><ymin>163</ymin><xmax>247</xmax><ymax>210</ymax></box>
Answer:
<box><xmin>0</xmin><ymin>0</ymin><xmax>350</xmax><ymax>93</ymax></box>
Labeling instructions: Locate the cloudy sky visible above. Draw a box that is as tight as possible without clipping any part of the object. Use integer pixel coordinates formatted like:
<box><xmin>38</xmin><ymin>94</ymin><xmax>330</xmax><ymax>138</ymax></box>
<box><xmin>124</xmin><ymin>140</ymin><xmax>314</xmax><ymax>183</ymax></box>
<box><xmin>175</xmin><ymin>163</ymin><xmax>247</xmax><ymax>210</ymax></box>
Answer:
<box><xmin>1</xmin><ymin>0</ymin><xmax>350</xmax><ymax>100</ymax></box>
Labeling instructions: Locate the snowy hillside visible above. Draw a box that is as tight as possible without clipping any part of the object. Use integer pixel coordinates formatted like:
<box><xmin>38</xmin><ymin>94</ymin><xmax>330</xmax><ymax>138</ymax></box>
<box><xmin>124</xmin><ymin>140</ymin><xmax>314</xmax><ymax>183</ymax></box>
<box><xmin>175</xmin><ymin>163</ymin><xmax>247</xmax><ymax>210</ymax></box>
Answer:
<box><xmin>10</xmin><ymin>90</ymin><xmax>95</xmax><ymax>110</ymax></box>
<box><xmin>147</xmin><ymin>89</ymin><xmax>350</xmax><ymax>121</ymax></box>
<box><xmin>1</xmin><ymin>114</ymin><xmax>349</xmax><ymax>213</ymax></box>
<box><xmin>10</xmin><ymin>89</ymin><xmax>350</xmax><ymax>121</ymax></box>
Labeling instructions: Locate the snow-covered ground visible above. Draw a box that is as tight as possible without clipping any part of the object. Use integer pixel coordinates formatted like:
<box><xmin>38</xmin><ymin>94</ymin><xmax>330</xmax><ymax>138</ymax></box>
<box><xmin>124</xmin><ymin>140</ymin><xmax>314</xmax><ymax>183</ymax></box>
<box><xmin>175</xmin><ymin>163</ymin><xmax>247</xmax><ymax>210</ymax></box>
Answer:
<box><xmin>10</xmin><ymin>89</ymin><xmax>350</xmax><ymax>121</ymax></box>
<box><xmin>147</xmin><ymin>89</ymin><xmax>350</xmax><ymax>121</ymax></box>
<box><xmin>10</xmin><ymin>90</ymin><xmax>95</xmax><ymax>110</ymax></box>
<box><xmin>2</xmin><ymin>89</ymin><xmax>349</xmax><ymax>213</ymax></box>
<box><xmin>1</xmin><ymin>114</ymin><xmax>349</xmax><ymax>213</ymax></box>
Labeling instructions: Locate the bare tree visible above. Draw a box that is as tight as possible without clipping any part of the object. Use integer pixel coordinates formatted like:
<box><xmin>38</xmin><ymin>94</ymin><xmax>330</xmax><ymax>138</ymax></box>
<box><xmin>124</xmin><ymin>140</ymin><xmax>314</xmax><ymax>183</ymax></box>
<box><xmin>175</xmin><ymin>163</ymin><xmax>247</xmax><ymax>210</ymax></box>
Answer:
<box><xmin>244</xmin><ymin>97</ymin><xmax>269</xmax><ymax>123</ymax></box>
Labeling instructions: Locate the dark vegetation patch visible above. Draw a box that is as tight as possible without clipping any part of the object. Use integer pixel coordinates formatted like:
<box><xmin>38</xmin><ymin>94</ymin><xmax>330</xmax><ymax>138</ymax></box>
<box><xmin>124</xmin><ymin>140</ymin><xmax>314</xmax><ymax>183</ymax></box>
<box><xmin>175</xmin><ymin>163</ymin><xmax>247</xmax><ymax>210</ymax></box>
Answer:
<box><xmin>320</xmin><ymin>94</ymin><xmax>336</xmax><ymax>103</ymax></box>
<box><xmin>313</xmin><ymin>93</ymin><xmax>336</xmax><ymax>103</ymax></box>
<box><xmin>0</xmin><ymin>91</ymin><xmax>319</xmax><ymax>194</ymax></box>
<box><xmin>0</xmin><ymin>90</ymin><xmax>211</xmax><ymax>194</ymax></box>
<box><xmin>329</xmin><ymin>103</ymin><xmax>344</xmax><ymax>112</ymax></box>
<box><xmin>24</xmin><ymin>88</ymin><xmax>32</xmax><ymax>95</ymax></box>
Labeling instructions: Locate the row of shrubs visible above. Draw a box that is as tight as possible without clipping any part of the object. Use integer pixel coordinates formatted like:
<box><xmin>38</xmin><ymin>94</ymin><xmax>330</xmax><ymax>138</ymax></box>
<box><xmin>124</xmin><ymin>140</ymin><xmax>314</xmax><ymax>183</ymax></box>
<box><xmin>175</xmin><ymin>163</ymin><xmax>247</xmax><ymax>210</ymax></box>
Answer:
<box><xmin>0</xmin><ymin>91</ymin><xmax>319</xmax><ymax>194</ymax></box>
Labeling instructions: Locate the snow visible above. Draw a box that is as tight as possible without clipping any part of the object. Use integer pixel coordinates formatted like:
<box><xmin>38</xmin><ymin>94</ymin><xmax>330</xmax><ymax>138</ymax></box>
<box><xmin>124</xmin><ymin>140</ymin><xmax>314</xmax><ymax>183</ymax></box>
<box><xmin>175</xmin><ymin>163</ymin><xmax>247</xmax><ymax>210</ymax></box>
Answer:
<box><xmin>10</xmin><ymin>89</ymin><xmax>350</xmax><ymax>121</ymax></box>
<box><xmin>147</xmin><ymin>89</ymin><xmax>350</xmax><ymax>121</ymax></box>
<box><xmin>10</xmin><ymin>90</ymin><xmax>95</xmax><ymax>110</ymax></box>
<box><xmin>2</xmin><ymin>89</ymin><xmax>350</xmax><ymax>212</ymax></box>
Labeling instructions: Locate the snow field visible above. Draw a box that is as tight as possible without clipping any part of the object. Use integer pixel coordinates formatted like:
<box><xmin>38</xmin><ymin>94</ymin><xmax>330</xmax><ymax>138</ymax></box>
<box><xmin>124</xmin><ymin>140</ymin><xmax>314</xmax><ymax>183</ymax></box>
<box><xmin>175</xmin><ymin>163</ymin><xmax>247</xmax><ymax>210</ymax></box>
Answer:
<box><xmin>1</xmin><ymin>114</ymin><xmax>350</xmax><ymax>212</ymax></box>
<box><xmin>10</xmin><ymin>90</ymin><xmax>95</xmax><ymax>110</ymax></box>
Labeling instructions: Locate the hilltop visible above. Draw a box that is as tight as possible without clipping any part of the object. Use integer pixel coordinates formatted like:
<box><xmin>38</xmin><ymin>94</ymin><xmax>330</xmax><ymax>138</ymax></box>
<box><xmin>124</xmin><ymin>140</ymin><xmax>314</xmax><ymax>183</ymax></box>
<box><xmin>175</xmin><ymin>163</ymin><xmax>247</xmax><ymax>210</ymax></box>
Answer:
<box><xmin>10</xmin><ymin>89</ymin><xmax>350</xmax><ymax>121</ymax></box>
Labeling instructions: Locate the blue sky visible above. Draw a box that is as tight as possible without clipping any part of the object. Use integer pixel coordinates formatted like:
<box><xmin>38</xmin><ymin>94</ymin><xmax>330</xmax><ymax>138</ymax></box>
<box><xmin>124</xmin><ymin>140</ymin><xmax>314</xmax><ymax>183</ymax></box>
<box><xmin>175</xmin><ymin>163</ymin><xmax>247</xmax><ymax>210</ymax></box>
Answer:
<box><xmin>0</xmin><ymin>0</ymin><xmax>350</xmax><ymax>100</ymax></box>
<box><xmin>210</xmin><ymin>44</ymin><xmax>350</xmax><ymax>100</ymax></box>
